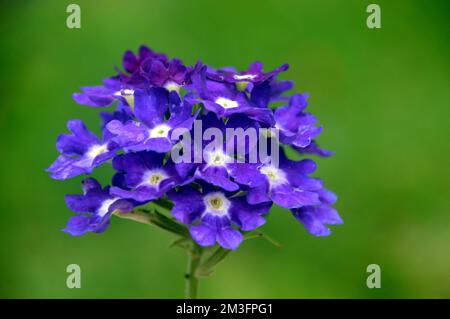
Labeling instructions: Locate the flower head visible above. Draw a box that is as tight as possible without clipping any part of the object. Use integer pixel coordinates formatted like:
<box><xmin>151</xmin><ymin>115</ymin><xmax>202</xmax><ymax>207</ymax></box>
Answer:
<box><xmin>49</xmin><ymin>44</ymin><xmax>341</xmax><ymax>248</ymax></box>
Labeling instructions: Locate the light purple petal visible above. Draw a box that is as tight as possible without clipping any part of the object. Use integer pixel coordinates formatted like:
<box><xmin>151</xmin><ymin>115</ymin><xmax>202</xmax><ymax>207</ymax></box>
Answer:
<box><xmin>217</xmin><ymin>227</ymin><xmax>243</xmax><ymax>250</ymax></box>
<box><xmin>195</xmin><ymin>166</ymin><xmax>239</xmax><ymax>191</ymax></box>
<box><xmin>134</xmin><ymin>88</ymin><xmax>168</xmax><ymax>127</ymax></box>
<box><xmin>63</xmin><ymin>216</ymin><xmax>91</xmax><ymax>236</ymax></box>
<box><xmin>190</xmin><ymin>224</ymin><xmax>216</xmax><ymax>247</ymax></box>
<box><xmin>271</xmin><ymin>184</ymin><xmax>320</xmax><ymax>209</ymax></box>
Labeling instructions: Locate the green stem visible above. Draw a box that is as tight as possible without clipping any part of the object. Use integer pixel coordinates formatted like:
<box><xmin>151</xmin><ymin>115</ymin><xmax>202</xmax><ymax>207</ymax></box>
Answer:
<box><xmin>196</xmin><ymin>246</ymin><xmax>230</xmax><ymax>277</ymax></box>
<box><xmin>185</xmin><ymin>244</ymin><xmax>203</xmax><ymax>299</ymax></box>
<box><xmin>114</xmin><ymin>209</ymin><xmax>152</xmax><ymax>224</ymax></box>
<box><xmin>151</xmin><ymin>199</ymin><xmax>173</xmax><ymax>213</ymax></box>
<box><xmin>113</xmin><ymin>209</ymin><xmax>189</xmax><ymax>237</ymax></box>
<box><xmin>114</xmin><ymin>208</ymin><xmax>243</xmax><ymax>299</ymax></box>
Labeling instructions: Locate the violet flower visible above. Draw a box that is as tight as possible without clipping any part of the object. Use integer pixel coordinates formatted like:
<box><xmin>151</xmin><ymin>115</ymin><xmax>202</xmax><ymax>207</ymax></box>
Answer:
<box><xmin>106</xmin><ymin>88</ymin><xmax>198</xmax><ymax>153</ymax></box>
<box><xmin>47</xmin><ymin>120</ymin><xmax>117</xmax><ymax>180</ymax></box>
<box><xmin>110</xmin><ymin>151</ymin><xmax>187</xmax><ymax>202</ymax></box>
<box><xmin>169</xmin><ymin>184</ymin><xmax>271</xmax><ymax>250</ymax></box>
<box><xmin>63</xmin><ymin>178</ymin><xmax>134</xmax><ymax>236</ymax></box>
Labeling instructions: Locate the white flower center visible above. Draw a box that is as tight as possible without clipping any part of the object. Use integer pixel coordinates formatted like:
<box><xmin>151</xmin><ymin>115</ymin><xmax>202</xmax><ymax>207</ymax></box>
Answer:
<box><xmin>260</xmin><ymin>165</ymin><xmax>287</xmax><ymax>188</ymax></box>
<box><xmin>215</xmin><ymin>97</ymin><xmax>239</xmax><ymax>109</ymax></box>
<box><xmin>87</xmin><ymin>144</ymin><xmax>108</xmax><ymax>159</ymax></box>
<box><xmin>163</xmin><ymin>81</ymin><xmax>182</xmax><ymax>93</ymax></box>
<box><xmin>97</xmin><ymin>198</ymin><xmax>118</xmax><ymax>217</ymax></box>
<box><xmin>140</xmin><ymin>169</ymin><xmax>168</xmax><ymax>188</ymax></box>
<box><xmin>205</xmin><ymin>150</ymin><xmax>230</xmax><ymax>167</ymax></box>
<box><xmin>234</xmin><ymin>74</ymin><xmax>256</xmax><ymax>81</ymax></box>
<box><xmin>149</xmin><ymin>124</ymin><xmax>171</xmax><ymax>138</ymax></box>
<box><xmin>203</xmin><ymin>192</ymin><xmax>230</xmax><ymax>217</ymax></box>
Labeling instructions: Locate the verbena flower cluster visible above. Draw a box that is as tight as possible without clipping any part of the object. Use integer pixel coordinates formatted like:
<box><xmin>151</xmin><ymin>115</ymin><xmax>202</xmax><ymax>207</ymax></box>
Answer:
<box><xmin>47</xmin><ymin>46</ymin><xmax>342</xmax><ymax>250</ymax></box>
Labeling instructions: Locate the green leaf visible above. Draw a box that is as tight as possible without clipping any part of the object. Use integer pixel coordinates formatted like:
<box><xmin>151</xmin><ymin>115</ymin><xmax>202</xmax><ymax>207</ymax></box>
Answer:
<box><xmin>244</xmin><ymin>230</ymin><xmax>282</xmax><ymax>248</ymax></box>
<box><xmin>152</xmin><ymin>198</ymin><xmax>174</xmax><ymax>212</ymax></box>
<box><xmin>169</xmin><ymin>237</ymin><xmax>190</xmax><ymax>249</ymax></box>
<box><xmin>113</xmin><ymin>209</ymin><xmax>152</xmax><ymax>224</ymax></box>
<box><xmin>152</xmin><ymin>210</ymin><xmax>189</xmax><ymax>237</ymax></box>
<box><xmin>113</xmin><ymin>209</ymin><xmax>189</xmax><ymax>238</ymax></box>
<box><xmin>196</xmin><ymin>246</ymin><xmax>231</xmax><ymax>277</ymax></box>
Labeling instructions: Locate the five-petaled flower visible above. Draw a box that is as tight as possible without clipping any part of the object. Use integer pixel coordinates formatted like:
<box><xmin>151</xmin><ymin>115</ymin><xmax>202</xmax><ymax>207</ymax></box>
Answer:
<box><xmin>63</xmin><ymin>178</ymin><xmax>134</xmax><ymax>236</ymax></box>
<box><xmin>169</xmin><ymin>184</ymin><xmax>271</xmax><ymax>250</ymax></box>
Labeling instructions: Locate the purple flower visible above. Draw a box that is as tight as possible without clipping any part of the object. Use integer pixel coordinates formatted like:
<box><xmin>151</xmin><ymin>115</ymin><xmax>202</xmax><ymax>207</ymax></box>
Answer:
<box><xmin>100</xmin><ymin>108</ymin><xmax>133</xmax><ymax>129</ymax></box>
<box><xmin>206</xmin><ymin>61</ymin><xmax>289</xmax><ymax>84</ymax></box>
<box><xmin>72</xmin><ymin>46</ymin><xmax>170</xmax><ymax>108</ymax></box>
<box><xmin>47</xmin><ymin>120</ymin><xmax>117</xmax><ymax>180</ymax></box>
<box><xmin>189</xmin><ymin>113</ymin><xmax>260</xmax><ymax>191</ymax></box>
<box><xmin>203</xmin><ymin>62</ymin><xmax>292</xmax><ymax>108</ymax></box>
<box><xmin>169</xmin><ymin>185</ymin><xmax>272</xmax><ymax>250</ymax></box>
<box><xmin>50</xmin><ymin>44</ymin><xmax>341</xmax><ymax>245</ymax></box>
<box><xmin>110</xmin><ymin>151</ymin><xmax>187</xmax><ymax>202</ymax></box>
<box><xmin>141</xmin><ymin>57</ymin><xmax>191</xmax><ymax>92</ymax></box>
<box><xmin>106</xmin><ymin>88</ymin><xmax>198</xmax><ymax>153</ymax></box>
<box><xmin>293</xmin><ymin>140</ymin><xmax>334</xmax><ymax>157</ymax></box>
<box><xmin>72</xmin><ymin>77</ymin><xmax>135</xmax><ymax>108</ymax></box>
<box><xmin>274</xmin><ymin>93</ymin><xmax>322</xmax><ymax>148</ymax></box>
<box><xmin>268</xmin><ymin>78</ymin><xmax>294</xmax><ymax>102</ymax></box>
<box><xmin>122</xmin><ymin>45</ymin><xmax>168</xmax><ymax>75</ymax></box>
<box><xmin>189</xmin><ymin>66</ymin><xmax>274</xmax><ymax>124</ymax></box>
<box><xmin>63</xmin><ymin>178</ymin><xmax>134</xmax><ymax>236</ymax></box>
<box><xmin>118</xmin><ymin>45</ymin><xmax>169</xmax><ymax>87</ymax></box>
<box><xmin>231</xmin><ymin>150</ymin><xmax>323</xmax><ymax>209</ymax></box>
<box><xmin>291</xmin><ymin>189</ymin><xmax>342</xmax><ymax>236</ymax></box>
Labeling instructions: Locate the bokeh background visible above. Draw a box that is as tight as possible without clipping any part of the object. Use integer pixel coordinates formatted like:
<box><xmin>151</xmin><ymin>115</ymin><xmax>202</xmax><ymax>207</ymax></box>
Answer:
<box><xmin>1</xmin><ymin>0</ymin><xmax>449</xmax><ymax>298</ymax></box>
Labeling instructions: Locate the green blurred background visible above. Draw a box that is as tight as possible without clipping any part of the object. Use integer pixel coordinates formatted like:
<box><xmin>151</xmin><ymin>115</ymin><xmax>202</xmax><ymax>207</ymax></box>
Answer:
<box><xmin>1</xmin><ymin>0</ymin><xmax>449</xmax><ymax>298</ymax></box>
